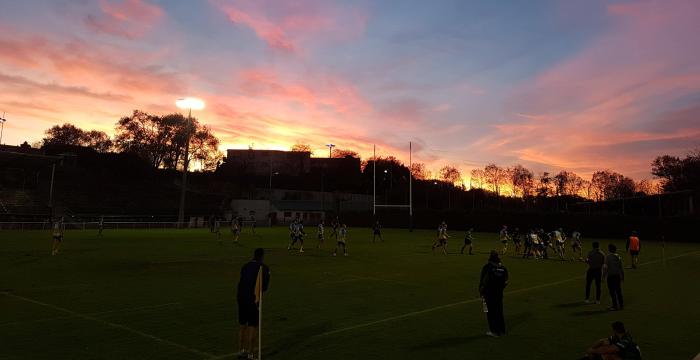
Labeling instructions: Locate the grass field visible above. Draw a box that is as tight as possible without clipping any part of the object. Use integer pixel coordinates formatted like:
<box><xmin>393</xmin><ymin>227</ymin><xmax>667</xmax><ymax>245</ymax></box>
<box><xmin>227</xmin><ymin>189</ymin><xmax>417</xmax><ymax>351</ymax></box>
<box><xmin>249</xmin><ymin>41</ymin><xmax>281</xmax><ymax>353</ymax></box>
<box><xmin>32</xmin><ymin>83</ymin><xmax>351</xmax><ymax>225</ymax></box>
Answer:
<box><xmin>2</xmin><ymin>227</ymin><xmax>699</xmax><ymax>360</ymax></box>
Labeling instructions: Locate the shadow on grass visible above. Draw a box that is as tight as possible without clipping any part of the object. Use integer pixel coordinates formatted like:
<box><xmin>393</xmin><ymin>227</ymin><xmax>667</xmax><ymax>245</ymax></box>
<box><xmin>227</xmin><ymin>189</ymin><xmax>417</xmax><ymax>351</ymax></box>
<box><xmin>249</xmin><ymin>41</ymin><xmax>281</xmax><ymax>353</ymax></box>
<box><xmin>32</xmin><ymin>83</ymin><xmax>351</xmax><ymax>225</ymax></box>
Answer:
<box><xmin>571</xmin><ymin>309</ymin><xmax>609</xmax><ymax>316</ymax></box>
<box><xmin>407</xmin><ymin>334</ymin><xmax>486</xmax><ymax>350</ymax></box>
<box><xmin>265</xmin><ymin>322</ymin><xmax>334</xmax><ymax>358</ymax></box>
<box><xmin>554</xmin><ymin>301</ymin><xmax>588</xmax><ymax>308</ymax></box>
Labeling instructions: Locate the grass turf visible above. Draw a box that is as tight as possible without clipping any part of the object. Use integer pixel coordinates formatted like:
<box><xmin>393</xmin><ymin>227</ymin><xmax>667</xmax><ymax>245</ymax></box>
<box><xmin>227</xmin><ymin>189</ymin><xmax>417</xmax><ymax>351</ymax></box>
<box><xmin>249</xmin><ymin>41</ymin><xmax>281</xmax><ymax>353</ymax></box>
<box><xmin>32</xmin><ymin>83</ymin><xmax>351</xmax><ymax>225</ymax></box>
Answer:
<box><xmin>1</xmin><ymin>227</ymin><xmax>699</xmax><ymax>360</ymax></box>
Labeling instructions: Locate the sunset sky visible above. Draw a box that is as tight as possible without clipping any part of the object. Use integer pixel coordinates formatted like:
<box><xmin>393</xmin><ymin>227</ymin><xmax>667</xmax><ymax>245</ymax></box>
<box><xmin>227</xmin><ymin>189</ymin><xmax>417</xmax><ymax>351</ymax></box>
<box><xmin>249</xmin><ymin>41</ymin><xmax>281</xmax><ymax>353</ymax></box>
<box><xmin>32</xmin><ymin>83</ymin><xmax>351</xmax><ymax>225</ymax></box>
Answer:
<box><xmin>1</xmin><ymin>0</ymin><xmax>699</xmax><ymax>181</ymax></box>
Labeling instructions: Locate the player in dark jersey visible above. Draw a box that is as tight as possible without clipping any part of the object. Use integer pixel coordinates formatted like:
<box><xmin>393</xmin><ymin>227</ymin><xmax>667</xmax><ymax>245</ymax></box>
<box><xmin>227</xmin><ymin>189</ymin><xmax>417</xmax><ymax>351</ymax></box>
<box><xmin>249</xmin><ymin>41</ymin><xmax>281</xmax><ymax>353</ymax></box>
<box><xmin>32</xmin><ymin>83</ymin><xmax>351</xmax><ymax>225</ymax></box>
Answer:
<box><xmin>372</xmin><ymin>220</ymin><xmax>383</xmax><ymax>242</ymax></box>
<box><xmin>234</xmin><ymin>248</ymin><xmax>270</xmax><ymax>360</ymax></box>
<box><xmin>461</xmin><ymin>228</ymin><xmax>474</xmax><ymax>255</ymax></box>
<box><xmin>511</xmin><ymin>227</ymin><xmax>522</xmax><ymax>254</ymax></box>
<box><xmin>580</xmin><ymin>321</ymin><xmax>641</xmax><ymax>360</ymax></box>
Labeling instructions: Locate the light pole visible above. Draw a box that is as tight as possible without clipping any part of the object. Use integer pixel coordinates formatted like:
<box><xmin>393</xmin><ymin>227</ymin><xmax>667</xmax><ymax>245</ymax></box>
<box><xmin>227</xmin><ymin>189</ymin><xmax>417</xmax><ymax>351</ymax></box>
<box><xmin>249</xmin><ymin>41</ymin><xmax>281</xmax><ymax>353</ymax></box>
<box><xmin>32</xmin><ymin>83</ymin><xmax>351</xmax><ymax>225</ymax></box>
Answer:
<box><xmin>0</xmin><ymin>112</ymin><xmax>6</xmax><ymax>146</ymax></box>
<box><xmin>269</xmin><ymin>170</ymin><xmax>279</xmax><ymax>191</ymax></box>
<box><xmin>175</xmin><ymin>97</ymin><xmax>205</xmax><ymax>228</ymax></box>
<box><xmin>326</xmin><ymin>143</ymin><xmax>335</xmax><ymax>158</ymax></box>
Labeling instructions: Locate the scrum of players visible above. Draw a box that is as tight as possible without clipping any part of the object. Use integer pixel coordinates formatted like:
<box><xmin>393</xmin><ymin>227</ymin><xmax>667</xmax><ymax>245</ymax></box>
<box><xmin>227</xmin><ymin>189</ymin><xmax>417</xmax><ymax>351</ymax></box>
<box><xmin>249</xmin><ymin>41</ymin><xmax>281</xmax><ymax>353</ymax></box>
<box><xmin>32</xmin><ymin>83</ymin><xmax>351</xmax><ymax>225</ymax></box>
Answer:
<box><xmin>498</xmin><ymin>225</ymin><xmax>584</xmax><ymax>261</ymax></box>
<box><xmin>429</xmin><ymin>221</ymin><xmax>584</xmax><ymax>261</ymax></box>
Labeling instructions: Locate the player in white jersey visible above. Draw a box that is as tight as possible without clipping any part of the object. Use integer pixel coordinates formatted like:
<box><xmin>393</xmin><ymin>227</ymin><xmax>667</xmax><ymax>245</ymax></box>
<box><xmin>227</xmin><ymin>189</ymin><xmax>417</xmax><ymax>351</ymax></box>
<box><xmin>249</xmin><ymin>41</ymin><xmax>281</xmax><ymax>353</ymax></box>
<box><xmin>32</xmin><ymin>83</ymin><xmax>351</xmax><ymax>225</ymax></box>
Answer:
<box><xmin>333</xmin><ymin>224</ymin><xmax>348</xmax><ymax>256</ymax></box>
<box><xmin>499</xmin><ymin>225</ymin><xmax>509</xmax><ymax>255</ymax></box>
<box><xmin>432</xmin><ymin>221</ymin><xmax>449</xmax><ymax>255</ymax></box>
<box><xmin>287</xmin><ymin>218</ymin><xmax>305</xmax><ymax>253</ymax></box>
<box><xmin>98</xmin><ymin>216</ymin><xmax>105</xmax><ymax>237</ymax></box>
<box><xmin>552</xmin><ymin>228</ymin><xmax>566</xmax><ymax>259</ymax></box>
<box><xmin>231</xmin><ymin>217</ymin><xmax>241</xmax><ymax>243</ymax></box>
<box><xmin>316</xmin><ymin>221</ymin><xmax>325</xmax><ymax>249</ymax></box>
<box><xmin>214</xmin><ymin>217</ymin><xmax>222</xmax><ymax>245</ymax></box>
<box><xmin>51</xmin><ymin>217</ymin><xmax>65</xmax><ymax>255</ymax></box>
<box><xmin>571</xmin><ymin>230</ymin><xmax>583</xmax><ymax>261</ymax></box>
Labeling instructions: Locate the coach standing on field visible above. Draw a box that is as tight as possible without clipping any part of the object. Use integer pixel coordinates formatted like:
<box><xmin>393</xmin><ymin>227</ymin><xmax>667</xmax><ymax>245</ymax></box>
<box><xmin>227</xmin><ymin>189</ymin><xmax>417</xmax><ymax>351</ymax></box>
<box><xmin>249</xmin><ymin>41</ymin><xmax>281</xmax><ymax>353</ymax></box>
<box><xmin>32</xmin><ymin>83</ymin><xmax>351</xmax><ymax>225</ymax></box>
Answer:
<box><xmin>479</xmin><ymin>250</ymin><xmax>509</xmax><ymax>337</ymax></box>
<box><xmin>603</xmin><ymin>244</ymin><xmax>624</xmax><ymax>311</ymax></box>
<box><xmin>584</xmin><ymin>242</ymin><xmax>605</xmax><ymax>304</ymax></box>
<box><xmin>235</xmin><ymin>248</ymin><xmax>270</xmax><ymax>359</ymax></box>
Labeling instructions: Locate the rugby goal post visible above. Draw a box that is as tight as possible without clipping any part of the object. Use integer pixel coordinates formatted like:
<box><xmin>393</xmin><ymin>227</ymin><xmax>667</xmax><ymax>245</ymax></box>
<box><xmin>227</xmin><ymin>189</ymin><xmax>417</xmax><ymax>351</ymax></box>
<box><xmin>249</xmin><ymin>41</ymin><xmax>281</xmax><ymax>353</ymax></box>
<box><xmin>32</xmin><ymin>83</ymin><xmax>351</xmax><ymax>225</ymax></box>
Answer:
<box><xmin>372</xmin><ymin>142</ymin><xmax>414</xmax><ymax>231</ymax></box>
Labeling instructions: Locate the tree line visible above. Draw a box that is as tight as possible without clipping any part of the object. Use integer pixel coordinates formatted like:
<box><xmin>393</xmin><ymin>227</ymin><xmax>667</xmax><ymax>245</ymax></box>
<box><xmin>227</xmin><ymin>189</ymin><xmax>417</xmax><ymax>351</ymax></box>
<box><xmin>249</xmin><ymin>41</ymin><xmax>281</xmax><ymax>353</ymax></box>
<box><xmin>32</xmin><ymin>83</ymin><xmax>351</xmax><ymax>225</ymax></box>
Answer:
<box><xmin>42</xmin><ymin>110</ymin><xmax>222</xmax><ymax>171</ymax></box>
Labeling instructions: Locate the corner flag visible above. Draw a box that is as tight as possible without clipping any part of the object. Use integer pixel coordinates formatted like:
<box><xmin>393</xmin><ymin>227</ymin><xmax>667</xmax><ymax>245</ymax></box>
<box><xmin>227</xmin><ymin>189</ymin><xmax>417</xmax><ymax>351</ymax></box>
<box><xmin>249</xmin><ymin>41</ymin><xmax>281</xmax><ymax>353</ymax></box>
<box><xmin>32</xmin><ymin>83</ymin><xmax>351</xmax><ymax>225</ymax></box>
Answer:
<box><xmin>255</xmin><ymin>265</ymin><xmax>264</xmax><ymax>360</ymax></box>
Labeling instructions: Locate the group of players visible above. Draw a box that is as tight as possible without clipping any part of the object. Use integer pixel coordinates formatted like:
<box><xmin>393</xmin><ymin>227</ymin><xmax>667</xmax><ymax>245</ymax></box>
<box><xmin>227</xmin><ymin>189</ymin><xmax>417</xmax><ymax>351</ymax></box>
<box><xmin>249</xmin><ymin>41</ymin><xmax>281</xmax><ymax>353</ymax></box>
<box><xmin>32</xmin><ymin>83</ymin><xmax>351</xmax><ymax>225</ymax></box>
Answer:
<box><xmin>498</xmin><ymin>225</ymin><xmax>585</xmax><ymax>261</ymax></box>
<box><xmin>429</xmin><ymin>221</ymin><xmax>589</xmax><ymax>261</ymax></box>
<box><xmin>286</xmin><ymin>217</ymin><xmax>350</xmax><ymax>256</ymax></box>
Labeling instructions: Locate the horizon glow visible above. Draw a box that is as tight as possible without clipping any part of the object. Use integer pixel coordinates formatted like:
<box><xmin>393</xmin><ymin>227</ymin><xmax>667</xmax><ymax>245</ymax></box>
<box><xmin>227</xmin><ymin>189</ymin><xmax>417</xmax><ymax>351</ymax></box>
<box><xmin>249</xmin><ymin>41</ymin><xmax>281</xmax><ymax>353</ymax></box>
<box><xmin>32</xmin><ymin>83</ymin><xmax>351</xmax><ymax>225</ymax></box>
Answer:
<box><xmin>0</xmin><ymin>0</ymin><xmax>699</xmax><ymax>182</ymax></box>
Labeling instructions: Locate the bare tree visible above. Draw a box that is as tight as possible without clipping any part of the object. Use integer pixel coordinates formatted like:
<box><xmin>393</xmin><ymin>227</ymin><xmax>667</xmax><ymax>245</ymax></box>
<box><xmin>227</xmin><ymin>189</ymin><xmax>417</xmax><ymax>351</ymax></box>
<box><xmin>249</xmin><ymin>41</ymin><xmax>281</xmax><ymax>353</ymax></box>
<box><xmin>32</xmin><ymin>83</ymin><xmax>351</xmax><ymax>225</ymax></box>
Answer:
<box><xmin>483</xmin><ymin>164</ymin><xmax>507</xmax><ymax>195</ymax></box>
<box><xmin>536</xmin><ymin>172</ymin><xmax>553</xmax><ymax>197</ymax></box>
<box><xmin>410</xmin><ymin>163</ymin><xmax>429</xmax><ymax>180</ymax></box>
<box><xmin>439</xmin><ymin>165</ymin><xmax>462</xmax><ymax>185</ymax></box>
<box><xmin>332</xmin><ymin>148</ymin><xmax>359</xmax><ymax>158</ymax></box>
<box><xmin>290</xmin><ymin>143</ymin><xmax>313</xmax><ymax>154</ymax></box>
<box><xmin>470</xmin><ymin>168</ymin><xmax>485</xmax><ymax>189</ymax></box>
<box><xmin>509</xmin><ymin>164</ymin><xmax>534</xmax><ymax>197</ymax></box>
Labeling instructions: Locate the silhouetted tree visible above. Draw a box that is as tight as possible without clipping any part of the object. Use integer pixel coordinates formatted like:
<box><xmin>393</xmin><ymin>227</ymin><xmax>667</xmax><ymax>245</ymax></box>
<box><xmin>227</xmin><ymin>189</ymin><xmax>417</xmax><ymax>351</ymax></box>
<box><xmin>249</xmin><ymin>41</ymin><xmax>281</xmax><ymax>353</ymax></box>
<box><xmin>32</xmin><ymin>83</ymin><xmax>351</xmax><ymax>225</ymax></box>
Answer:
<box><xmin>114</xmin><ymin>110</ymin><xmax>222</xmax><ymax>171</ymax></box>
<box><xmin>290</xmin><ymin>143</ymin><xmax>313</xmax><ymax>154</ymax></box>
<box><xmin>410</xmin><ymin>163</ymin><xmax>429</xmax><ymax>180</ymax></box>
<box><xmin>509</xmin><ymin>164</ymin><xmax>534</xmax><ymax>197</ymax></box>
<box><xmin>332</xmin><ymin>148</ymin><xmax>359</xmax><ymax>159</ymax></box>
<box><xmin>439</xmin><ymin>165</ymin><xmax>461</xmax><ymax>185</ymax></box>
<box><xmin>652</xmin><ymin>148</ymin><xmax>700</xmax><ymax>192</ymax></box>
<box><xmin>43</xmin><ymin>123</ymin><xmax>112</xmax><ymax>152</ymax></box>
<box><xmin>484</xmin><ymin>164</ymin><xmax>507</xmax><ymax>195</ymax></box>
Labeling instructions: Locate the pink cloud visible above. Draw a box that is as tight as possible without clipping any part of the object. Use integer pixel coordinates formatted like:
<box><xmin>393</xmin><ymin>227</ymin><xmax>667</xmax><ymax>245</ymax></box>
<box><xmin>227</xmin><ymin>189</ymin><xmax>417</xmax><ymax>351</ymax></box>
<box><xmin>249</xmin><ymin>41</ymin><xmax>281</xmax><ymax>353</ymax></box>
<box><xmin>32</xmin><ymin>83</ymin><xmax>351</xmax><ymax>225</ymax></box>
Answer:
<box><xmin>494</xmin><ymin>0</ymin><xmax>700</xmax><ymax>179</ymax></box>
<box><xmin>236</xmin><ymin>67</ymin><xmax>371</xmax><ymax>115</ymax></box>
<box><xmin>211</xmin><ymin>0</ymin><xmax>367</xmax><ymax>53</ymax></box>
<box><xmin>85</xmin><ymin>0</ymin><xmax>164</xmax><ymax>39</ymax></box>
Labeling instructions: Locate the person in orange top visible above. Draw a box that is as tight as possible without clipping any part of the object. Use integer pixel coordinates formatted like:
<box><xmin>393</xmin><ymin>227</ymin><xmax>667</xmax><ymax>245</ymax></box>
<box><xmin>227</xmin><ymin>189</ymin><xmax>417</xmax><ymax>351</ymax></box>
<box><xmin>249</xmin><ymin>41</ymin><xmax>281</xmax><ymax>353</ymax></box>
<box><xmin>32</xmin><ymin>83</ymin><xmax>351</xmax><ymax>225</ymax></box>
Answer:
<box><xmin>626</xmin><ymin>231</ymin><xmax>641</xmax><ymax>269</ymax></box>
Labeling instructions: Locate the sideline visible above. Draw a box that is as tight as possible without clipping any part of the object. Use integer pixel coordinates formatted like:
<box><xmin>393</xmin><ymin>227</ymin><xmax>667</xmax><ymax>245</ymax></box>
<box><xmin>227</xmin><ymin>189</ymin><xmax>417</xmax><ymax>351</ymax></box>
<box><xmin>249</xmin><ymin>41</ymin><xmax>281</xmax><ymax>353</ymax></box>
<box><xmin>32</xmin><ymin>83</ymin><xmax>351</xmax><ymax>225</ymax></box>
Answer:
<box><xmin>313</xmin><ymin>250</ymin><xmax>700</xmax><ymax>337</ymax></box>
<box><xmin>0</xmin><ymin>292</ymin><xmax>213</xmax><ymax>358</ymax></box>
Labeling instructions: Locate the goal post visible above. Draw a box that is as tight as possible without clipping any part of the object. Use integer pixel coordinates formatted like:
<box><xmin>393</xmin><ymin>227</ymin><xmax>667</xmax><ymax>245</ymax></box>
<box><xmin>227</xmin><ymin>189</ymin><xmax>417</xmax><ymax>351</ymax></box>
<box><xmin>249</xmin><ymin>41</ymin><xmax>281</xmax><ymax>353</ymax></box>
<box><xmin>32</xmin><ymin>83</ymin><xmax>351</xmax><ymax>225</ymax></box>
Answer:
<box><xmin>372</xmin><ymin>142</ymin><xmax>414</xmax><ymax>231</ymax></box>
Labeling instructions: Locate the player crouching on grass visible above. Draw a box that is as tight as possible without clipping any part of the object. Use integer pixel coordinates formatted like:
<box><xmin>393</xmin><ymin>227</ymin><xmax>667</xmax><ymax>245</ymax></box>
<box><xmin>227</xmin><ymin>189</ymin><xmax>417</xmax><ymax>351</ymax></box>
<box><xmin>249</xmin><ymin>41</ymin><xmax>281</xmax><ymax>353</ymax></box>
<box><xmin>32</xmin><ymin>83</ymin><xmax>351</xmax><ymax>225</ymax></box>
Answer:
<box><xmin>51</xmin><ymin>216</ymin><xmax>65</xmax><ymax>256</ymax></box>
<box><xmin>333</xmin><ymin>224</ymin><xmax>349</xmax><ymax>256</ymax></box>
<box><xmin>579</xmin><ymin>321</ymin><xmax>641</xmax><ymax>360</ymax></box>
<box><xmin>235</xmin><ymin>248</ymin><xmax>270</xmax><ymax>360</ymax></box>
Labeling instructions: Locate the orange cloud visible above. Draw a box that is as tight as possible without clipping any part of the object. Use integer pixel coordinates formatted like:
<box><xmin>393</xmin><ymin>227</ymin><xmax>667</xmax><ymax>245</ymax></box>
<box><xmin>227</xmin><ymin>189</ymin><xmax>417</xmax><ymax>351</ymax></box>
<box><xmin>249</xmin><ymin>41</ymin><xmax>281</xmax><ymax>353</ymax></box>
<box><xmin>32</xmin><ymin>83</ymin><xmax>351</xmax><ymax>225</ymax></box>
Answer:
<box><xmin>85</xmin><ymin>0</ymin><xmax>164</xmax><ymax>39</ymax></box>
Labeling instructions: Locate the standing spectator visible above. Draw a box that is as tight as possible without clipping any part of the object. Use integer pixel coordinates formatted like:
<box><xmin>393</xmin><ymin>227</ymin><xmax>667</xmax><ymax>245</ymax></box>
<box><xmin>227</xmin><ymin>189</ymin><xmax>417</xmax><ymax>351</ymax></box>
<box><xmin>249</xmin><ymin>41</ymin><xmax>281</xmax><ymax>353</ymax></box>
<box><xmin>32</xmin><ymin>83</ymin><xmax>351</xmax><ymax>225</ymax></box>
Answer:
<box><xmin>585</xmin><ymin>242</ymin><xmax>605</xmax><ymax>304</ymax></box>
<box><xmin>235</xmin><ymin>248</ymin><xmax>270</xmax><ymax>360</ymax></box>
<box><xmin>479</xmin><ymin>250</ymin><xmax>509</xmax><ymax>337</ymax></box>
<box><xmin>626</xmin><ymin>231</ymin><xmax>641</xmax><ymax>269</ymax></box>
<box><xmin>603</xmin><ymin>244</ymin><xmax>624</xmax><ymax>311</ymax></box>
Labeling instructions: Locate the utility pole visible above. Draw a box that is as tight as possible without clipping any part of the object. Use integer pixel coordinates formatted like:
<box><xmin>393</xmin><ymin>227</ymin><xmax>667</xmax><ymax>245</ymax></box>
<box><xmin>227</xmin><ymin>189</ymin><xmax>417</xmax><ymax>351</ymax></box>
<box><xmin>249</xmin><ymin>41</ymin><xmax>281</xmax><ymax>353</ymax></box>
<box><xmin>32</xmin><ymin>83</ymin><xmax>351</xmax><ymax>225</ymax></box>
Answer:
<box><xmin>326</xmin><ymin>143</ymin><xmax>336</xmax><ymax>158</ymax></box>
<box><xmin>0</xmin><ymin>112</ymin><xmax>6</xmax><ymax>146</ymax></box>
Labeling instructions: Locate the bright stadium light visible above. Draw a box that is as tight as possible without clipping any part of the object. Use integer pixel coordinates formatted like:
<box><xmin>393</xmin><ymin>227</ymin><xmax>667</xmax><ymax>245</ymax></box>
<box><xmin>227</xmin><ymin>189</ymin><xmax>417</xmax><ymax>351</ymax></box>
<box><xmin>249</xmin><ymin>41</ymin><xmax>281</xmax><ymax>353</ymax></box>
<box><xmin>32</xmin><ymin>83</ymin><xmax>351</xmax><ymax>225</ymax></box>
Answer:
<box><xmin>175</xmin><ymin>97</ymin><xmax>205</xmax><ymax>229</ymax></box>
<box><xmin>176</xmin><ymin>97</ymin><xmax>205</xmax><ymax>111</ymax></box>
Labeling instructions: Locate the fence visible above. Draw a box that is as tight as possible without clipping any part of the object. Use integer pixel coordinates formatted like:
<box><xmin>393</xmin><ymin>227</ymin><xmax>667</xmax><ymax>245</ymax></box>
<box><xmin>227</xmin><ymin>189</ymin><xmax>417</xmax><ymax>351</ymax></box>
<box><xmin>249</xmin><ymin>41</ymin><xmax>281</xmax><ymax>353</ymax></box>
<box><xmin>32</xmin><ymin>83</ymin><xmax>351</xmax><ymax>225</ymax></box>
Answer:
<box><xmin>0</xmin><ymin>219</ymin><xmax>260</xmax><ymax>231</ymax></box>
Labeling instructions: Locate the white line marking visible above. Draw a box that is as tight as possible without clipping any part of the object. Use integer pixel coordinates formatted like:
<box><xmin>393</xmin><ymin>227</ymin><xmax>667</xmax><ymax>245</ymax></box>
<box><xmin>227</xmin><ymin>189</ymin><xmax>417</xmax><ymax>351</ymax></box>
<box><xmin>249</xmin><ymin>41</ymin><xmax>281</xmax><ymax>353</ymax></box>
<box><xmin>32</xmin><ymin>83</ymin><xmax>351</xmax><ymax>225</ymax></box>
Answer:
<box><xmin>0</xmin><ymin>302</ymin><xmax>181</xmax><ymax>327</ymax></box>
<box><xmin>314</xmin><ymin>250</ymin><xmax>700</xmax><ymax>337</ymax></box>
<box><xmin>0</xmin><ymin>292</ymin><xmax>213</xmax><ymax>358</ymax></box>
